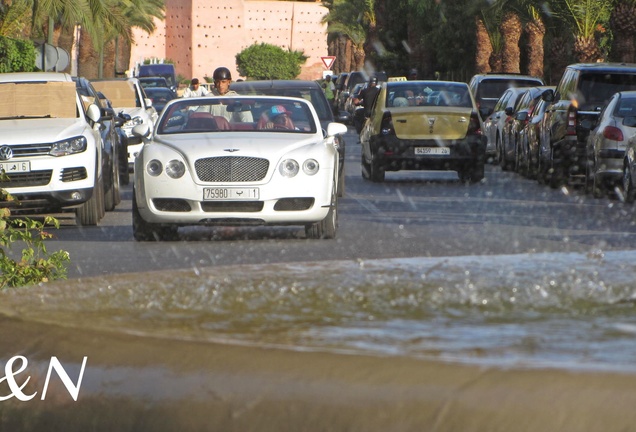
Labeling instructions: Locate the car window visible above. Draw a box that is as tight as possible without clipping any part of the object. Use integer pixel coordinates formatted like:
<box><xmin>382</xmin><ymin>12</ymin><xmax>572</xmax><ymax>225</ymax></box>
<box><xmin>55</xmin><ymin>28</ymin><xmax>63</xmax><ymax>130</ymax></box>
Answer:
<box><xmin>578</xmin><ymin>73</ymin><xmax>636</xmax><ymax>110</ymax></box>
<box><xmin>386</xmin><ymin>82</ymin><xmax>473</xmax><ymax>108</ymax></box>
<box><xmin>477</xmin><ymin>79</ymin><xmax>543</xmax><ymax>99</ymax></box>
<box><xmin>158</xmin><ymin>97</ymin><xmax>317</xmax><ymax>134</ymax></box>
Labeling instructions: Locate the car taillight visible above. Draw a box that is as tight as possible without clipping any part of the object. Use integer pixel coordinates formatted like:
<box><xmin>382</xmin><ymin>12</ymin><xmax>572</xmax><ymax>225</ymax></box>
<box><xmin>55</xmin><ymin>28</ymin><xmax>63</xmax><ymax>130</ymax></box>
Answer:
<box><xmin>467</xmin><ymin>112</ymin><xmax>482</xmax><ymax>135</ymax></box>
<box><xmin>603</xmin><ymin>125</ymin><xmax>624</xmax><ymax>141</ymax></box>
<box><xmin>566</xmin><ymin>107</ymin><xmax>577</xmax><ymax>135</ymax></box>
<box><xmin>380</xmin><ymin>112</ymin><xmax>395</xmax><ymax>136</ymax></box>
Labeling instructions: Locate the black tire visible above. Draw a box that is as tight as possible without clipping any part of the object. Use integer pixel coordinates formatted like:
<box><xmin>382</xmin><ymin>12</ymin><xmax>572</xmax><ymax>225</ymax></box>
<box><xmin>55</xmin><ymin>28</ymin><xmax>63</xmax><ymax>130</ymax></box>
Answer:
<box><xmin>338</xmin><ymin>163</ymin><xmax>345</xmax><ymax>197</ymax></box>
<box><xmin>104</xmin><ymin>157</ymin><xmax>121</xmax><ymax>211</ymax></box>
<box><xmin>584</xmin><ymin>158</ymin><xmax>594</xmax><ymax>195</ymax></box>
<box><xmin>499</xmin><ymin>136</ymin><xmax>510</xmax><ymax>171</ymax></box>
<box><xmin>76</xmin><ymin>174</ymin><xmax>103</xmax><ymax>226</ymax></box>
<box><xmin>623</xmin><ymin>163</ymin><xmax>636</xmax><ymax>204</ymax></box>
<box><xmin>132</xmin><ymin>191</ymin><xmax>179</xmax><ymax>241</ymax></box>
<box><xmin>305</xmin><ymin>183</ymin><xmax>338</xmax><ymax>239</ymax></box>
<box><xmin>370</xmin><ymin>153</ymin><xmax>385</xmax><ymax>182</ymax></box>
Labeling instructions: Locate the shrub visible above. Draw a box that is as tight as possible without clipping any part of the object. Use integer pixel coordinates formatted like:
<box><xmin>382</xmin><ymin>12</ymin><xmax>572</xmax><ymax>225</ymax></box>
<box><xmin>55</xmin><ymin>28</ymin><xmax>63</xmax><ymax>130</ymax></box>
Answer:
<box><xmin>0</xmin><ymin>36</ymin><xmax>36</xmax><ymax>73</ymax></box>
<box><xmin>236</xmin><ymin>43</ymin><xmax>307</xmax><ymax>80</ymax></box>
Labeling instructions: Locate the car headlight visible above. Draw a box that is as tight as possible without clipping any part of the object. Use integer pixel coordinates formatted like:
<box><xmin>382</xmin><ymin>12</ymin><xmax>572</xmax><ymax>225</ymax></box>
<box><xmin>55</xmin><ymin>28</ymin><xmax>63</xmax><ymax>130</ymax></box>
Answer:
<box><xmin>165</xmin><ymin>160</ymin><xmax>186</xmax><ymax>179</ymax></box>
<box><xmin>146</xmin><ymin>159</ymin><xmax>163</xmax><ymax>176</ymax></box>
<box><xmin>302</xmin><ymin>159</ymin><xmax>319</xmax><ymax>175</ymax></box>
<box><xmin>279</xmin><ymin>159</ymin><xmax>299</xmax><ymax>178</ymax></box>
<box><xmin>125</xmin><ymin>116</ymin><xmax>144</xmax><ymax>128</ymax></box>
<box><xmin>49</xmin><ymin>136</ymin><xmax>87</xmax><ymax>156</ymax></box>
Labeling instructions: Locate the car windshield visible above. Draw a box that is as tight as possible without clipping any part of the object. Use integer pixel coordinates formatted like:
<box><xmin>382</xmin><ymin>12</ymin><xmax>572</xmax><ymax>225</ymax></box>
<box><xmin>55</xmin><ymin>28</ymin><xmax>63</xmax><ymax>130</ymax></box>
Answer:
<box><xmin>92</xmin><ymin>80</ymin><xmax>141</xmax><ymax>108</ymax></box>
<box><xmin>157</xmin><ymin>97</ymin><xmax>317</xmax><ymax>134</ymax></box>
<box><xmin>0</xmin><ymin>81</ymin><xmax>78</xmax><ymax>119</ymax></box>
<box><xmin>578</xmin><ymin>73</ymin><xmax>636</xmax><ymax>110</ymax></box>
<box><xmin>386</xmin><ymin>82</ymin><xmax>473</xmax><ymax>108</ymax></box>
<box><xmin>477</xmin><ymin>79</ymin><xmax>543</xmax><ymax>99</ymax></box>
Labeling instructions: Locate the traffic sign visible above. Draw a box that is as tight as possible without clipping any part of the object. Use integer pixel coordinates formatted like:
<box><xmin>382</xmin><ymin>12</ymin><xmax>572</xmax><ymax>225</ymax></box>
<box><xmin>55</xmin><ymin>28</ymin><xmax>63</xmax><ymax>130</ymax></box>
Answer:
<box><xmin>321</xmin><ymin>56</ymin><xmax>336</xmax><ymax>70</ymax></box>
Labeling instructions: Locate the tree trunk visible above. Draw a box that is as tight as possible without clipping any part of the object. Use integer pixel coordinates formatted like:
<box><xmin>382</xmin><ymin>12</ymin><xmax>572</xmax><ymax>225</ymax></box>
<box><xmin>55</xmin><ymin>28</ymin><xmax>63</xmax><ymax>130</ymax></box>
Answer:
<box><xmin>78</xmin><ymin>27</ymin><xmax>99</xmax><ymax>79</ymax></box>
<box><xmin>500</xmin><ymin>11</ymin><xmax>521</xmax><ymax>73</ymax></box>
<box><xmin>475</xmin><ymin>17</ymin><xmax>492</xmax><ymax>74</ymax></box>
<box><xmin>573</xmin><ymin>35</ymin><xmax>603</xmax><ymax>63</ymax></box>
<box><xmin>525</xmin><ymin>18</ymin><xmax>545</xmax><ymax>79</ymax></box>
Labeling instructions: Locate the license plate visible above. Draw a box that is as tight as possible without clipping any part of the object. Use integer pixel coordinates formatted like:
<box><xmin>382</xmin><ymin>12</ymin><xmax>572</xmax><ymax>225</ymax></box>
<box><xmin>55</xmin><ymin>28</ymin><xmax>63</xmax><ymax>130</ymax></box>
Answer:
<box><xmin>415</xmin><ymin>147</ymin><xmax>450</xmax><ymax>155</ymax></box>
<box><xmin>0</xmin><ymin>160</ymin><xmax>30</xmax><ymax>173</ymax></box>
<box><xmin>203</xmin><ymin>187</ymin><xmax>259</xmax><ymax>200</ymax></box>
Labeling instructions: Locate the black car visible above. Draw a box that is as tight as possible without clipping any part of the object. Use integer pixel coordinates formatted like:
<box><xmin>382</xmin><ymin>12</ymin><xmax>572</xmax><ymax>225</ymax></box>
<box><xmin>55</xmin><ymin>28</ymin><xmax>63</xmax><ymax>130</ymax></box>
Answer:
<box><xmin>73</xmin><ymin>76</ymin><xmax>126</xmax><ymax>210</ymax></box>
<box><xmin>144</xmin><ymin>86</ymin><xmax>177</xmax><ymax>113</ymax></box>
<box><xmin>230</xmin><ymin>80</ymin><xmax>349</xmax><ymax>196</ymax></box>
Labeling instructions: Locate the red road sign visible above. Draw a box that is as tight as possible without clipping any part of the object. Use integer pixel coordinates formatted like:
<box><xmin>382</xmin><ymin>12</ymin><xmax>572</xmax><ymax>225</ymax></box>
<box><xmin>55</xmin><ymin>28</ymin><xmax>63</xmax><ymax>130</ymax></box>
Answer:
<box><xmin>321</xmin><ymin>56</ymin><xmax>336</xmax><ymax>70</ymax></box>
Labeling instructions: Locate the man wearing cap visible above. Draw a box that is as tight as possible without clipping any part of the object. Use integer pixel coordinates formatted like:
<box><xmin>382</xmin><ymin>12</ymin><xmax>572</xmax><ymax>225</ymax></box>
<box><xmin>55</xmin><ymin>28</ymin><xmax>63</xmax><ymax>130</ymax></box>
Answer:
<box><xmin>257</xmin><ymin>105</ymin><xmax>295</xmax><ymax>130</ymax></box>
<box><xmin>182</xmin><ymin>78</ymin><xmax>209</xmax><ymax>98</ymax></box>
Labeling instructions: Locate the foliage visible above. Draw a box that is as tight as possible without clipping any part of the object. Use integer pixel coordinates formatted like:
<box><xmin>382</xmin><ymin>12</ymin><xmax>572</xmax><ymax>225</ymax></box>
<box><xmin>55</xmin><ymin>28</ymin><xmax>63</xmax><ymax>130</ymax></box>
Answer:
<box><xmin>236</xmin><ymin>43</ymin><xmax>307</xmax><ymax>80</ymax></box>
<box><xmin>0</xmin><ymin>187</ymin><xmax>69</xmax><ymax>289</ymax></box>
<box><xmin>550</xmin><ymin>0</ymin><xmax>614</xmax><ymax>39</ymax></box>
<box><xmin>0</xmin><ymin>36</ymin><xmax>35</xmax><ymax>73</ymax></box>
<box><xmin>143</xmin><ymin>57</ymin><xmax>174</xmax><ymax>65</ymax></box>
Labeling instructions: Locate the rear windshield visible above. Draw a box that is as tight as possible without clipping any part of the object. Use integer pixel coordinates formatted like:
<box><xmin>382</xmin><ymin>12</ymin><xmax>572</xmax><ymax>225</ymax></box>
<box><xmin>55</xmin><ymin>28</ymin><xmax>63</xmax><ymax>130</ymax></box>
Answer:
<box><xmin>477</xmin><ymin>79</ymin><xmax>543</xmax><ymax>99</ymax></box>
<box><xmin>387</xmin><ymin>82</ymin><xmax>473</xmax><ymax>108</ymax></box>
<box><xmin>579</xmin><ymin>73</ymin><xmax>636</xmax><ymax>110</ymax></box>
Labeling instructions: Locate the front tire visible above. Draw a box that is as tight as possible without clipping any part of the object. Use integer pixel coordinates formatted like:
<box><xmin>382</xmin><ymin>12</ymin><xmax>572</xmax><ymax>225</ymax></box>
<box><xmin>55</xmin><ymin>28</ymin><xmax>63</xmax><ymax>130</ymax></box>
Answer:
<box><xmin>305</xmin><ymin>183</ymin><xmax>338</xmax><ymax>239</ymax></box>
<box><xmin>370</xmin><ymin>153</ymin><xmax>385</xmax><ymax>182</ymax></box>
<box><xmin>76</xmin><ymin>174</ymin><xmax>103</xmax><ymax>226</ymax></box>
<box><xmin>623</xmin><ymin>162</ymin><xmax>636</xmax><ymax>204</ymax></box>
<box><xmin>132</xmin><ymin>191</ymin><xmax>179</xmax><ymax>241</ymax></box>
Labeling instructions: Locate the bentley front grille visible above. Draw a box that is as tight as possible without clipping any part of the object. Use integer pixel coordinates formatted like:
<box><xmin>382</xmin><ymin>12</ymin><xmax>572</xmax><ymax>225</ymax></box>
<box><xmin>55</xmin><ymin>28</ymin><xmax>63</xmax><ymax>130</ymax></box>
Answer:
<box><xmin>195</xmin><ymin>156</ymin><xmax>269</xmax><ymax>182</ymax></box>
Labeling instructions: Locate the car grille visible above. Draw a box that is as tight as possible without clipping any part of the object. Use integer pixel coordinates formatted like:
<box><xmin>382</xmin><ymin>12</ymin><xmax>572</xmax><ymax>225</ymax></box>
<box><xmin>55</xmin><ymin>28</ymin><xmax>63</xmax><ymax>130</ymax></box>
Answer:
<box><xmin>274</xmin><ymin>198</ymin><xmax>314</xmax><ymax>211</ymax></box>
<box><xmin>0</xmin><ymin>170</ymin><xmax>52</xmax><ymax>187</ymax></box>
<box><xmin>60</xmin><ymin>167</ymin><xmax>87</xmax><ymax>182</ymax></box>
<box><xmin>201</xmin><ymin>201</ymin><xmax>264</xmax><ymax>212</ymax></box>
<box><xmin>152</xmin><ymin>198</ymin><xmax>191</xmax><ymax>212</ymax></box>
<box><xmin>195</xmin><ymin>157</ymin><xmax>269</xmax><ymax>182</ymax></box>
<box><xmin>1</xmin><ymin>143</ymin><xmax>53</xmax><ymax>157</ymax></box>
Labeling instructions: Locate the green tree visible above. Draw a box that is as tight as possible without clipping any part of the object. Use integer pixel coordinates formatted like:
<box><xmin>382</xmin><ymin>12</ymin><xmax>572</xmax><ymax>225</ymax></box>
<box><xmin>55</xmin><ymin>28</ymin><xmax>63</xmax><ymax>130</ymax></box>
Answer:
<box><xmin>322</xmin><ymin>0</ymin><xmax>367</xmax><ymax>73</ymax></box>
<box><xmin>236</xmin><ymin>43</ymin><xmax>307</xmax><ymax>80</ymax></box>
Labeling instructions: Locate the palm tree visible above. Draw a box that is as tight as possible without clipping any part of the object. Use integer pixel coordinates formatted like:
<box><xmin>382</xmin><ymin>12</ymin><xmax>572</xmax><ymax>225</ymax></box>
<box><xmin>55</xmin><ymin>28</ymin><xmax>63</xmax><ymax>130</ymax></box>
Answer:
<box><xmin>475</xmin><ymin>16</ymin><xmax>492</xmax><ymax>74</ymax></box>
<box><xmin>610</xmin><ymin>0</ymin><xmax>636</xmax><ymax>62</ymax></box>
<box><xmin>500</xmin><ymin>10</ymin><xmax>522</xmax><ymax>73</ymax></box>
<box><xmin>524</xmin><ymin>5</ymin><xmax>545</xmax><ymax>78</ymax></box>
<box><xmin>322</xmin><ymin>0</ymin><xmax>367</xmax><ymax>72</ymax></box>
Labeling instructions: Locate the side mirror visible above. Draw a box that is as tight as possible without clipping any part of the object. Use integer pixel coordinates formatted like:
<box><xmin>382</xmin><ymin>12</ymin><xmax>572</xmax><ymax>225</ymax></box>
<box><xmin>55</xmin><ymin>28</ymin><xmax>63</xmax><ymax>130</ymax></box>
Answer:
<box><xmin>542</xmin><ymin>89</ymin><xmax>555</xmax><ymax>102</ymax></box>
<box><xmin>326</xmin><ymin>122</ymin><xmax>348</xmax><ymax>137</ymax></box>
<box><xmin>145</xmin><ymin>98</ymin><xmax>153</xmax><ymax>108</ymax></box>
<box><xmin>504</xmin><ymin>106</ymin><xmax>514</xmax><ymax>116</ymax></box>
<box><xmin>515</xmin><ymin>111</ymin><xmax>528</xmax><ymax>122</ymax></box>
<box><xmin>86</xmin><ymin>104</ymin><xmax>101</xmax><ymax>123</ymax></box>
<box><xmin>132</xmin><ymin>123</ymin><xmax>151</xmax><ymax>138</ymax></box>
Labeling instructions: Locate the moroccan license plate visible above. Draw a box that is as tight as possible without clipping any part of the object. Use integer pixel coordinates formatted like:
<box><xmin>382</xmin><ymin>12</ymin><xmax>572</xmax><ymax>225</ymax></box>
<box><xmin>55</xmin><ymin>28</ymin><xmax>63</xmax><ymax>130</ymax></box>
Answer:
<box><xmin>415</xmin><ymin>147</ymin><xmax>450</xmax><ymax>155</ymax></box>
<box><xmin>0</xmin><ymin>160</ymin><xmax>30</xmax><ymax>173</ymax></box>
<box><xmin>203</xmin><ymin>187</ymin><xmax>259</xmax><ymax>200</ymax></box>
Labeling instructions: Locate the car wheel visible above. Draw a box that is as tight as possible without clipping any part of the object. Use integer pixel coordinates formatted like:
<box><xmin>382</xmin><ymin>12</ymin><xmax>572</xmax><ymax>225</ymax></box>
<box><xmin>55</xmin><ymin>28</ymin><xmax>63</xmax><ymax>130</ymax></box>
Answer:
<box><xmin>370</xmin><ymin>153</ymin><xmax>385</xmax><ymax>182</ymax></box>
<box><xmin>584</xmin><ymin>157</ymin><xmax>594</xmax><ymax>195</ymax></box>
<box><xmin>104</xmin><ymin>158</ymin><xmax>121</xmax><ymax>211</ymax></box>
<box><xmin>459</xmin><ymin>161</ymin><xmax>484</xmax><ymax>184</ymax></box>
<box><xmin>623</xmin><ymin>162</ymin><xmax>636</xmax><ymax>204</ymax></box>
<box><xmin>76</xmin><ymin>174</ymin><xmax>103</xmax><ymax>226</ymax></box>
<box><xmin>305</xmin><ymin>183</ymin><xmax>337</xmax><ymax>239</ymax></box>
<box><xmin>338</xmin><ymin>164</ymin><xmax>345</xmax><ymax>197</ymax></box>
<box><xmin>499</xmin><ymin>136</ymin><xmax>509</xmax><ymax>171</ymax></box>
<box><xmin>361</xmin><ymin>151</ymin><xmax>371</xmax><ymax>180</ymax></box>
<box><xmin>592</xmin><ymin>171</ymin><xmax>604</xmax><ymax>198</ymax></box>
<box><xmin>132</xmin><ymin>191</ymin><xmax>179</xmax><ymax>241</ymax></box>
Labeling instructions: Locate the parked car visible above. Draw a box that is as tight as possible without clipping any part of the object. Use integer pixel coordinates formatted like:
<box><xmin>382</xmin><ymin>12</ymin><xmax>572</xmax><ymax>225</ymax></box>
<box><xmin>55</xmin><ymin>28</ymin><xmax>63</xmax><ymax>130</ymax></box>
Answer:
<box><xmin>585</xmin><ymin>91</ymin><xmax>636</xmax><ymax>197</ymax></box>
<box><xmin>0</xmin><ymin>72</ymin><xmax>106</xmax><ymax>225</ymax></box>
<box><xmin>519</xmin><ymin>95</ymin><xmax>553</xmax><ymax>179</ymax></box>
<box><xmin>137</xmin><ymin>63</ymin><xmax>177</xmax><ymax>93</ymax></box>
<box><xmin>73</xmin><ymin>76</ymin><xmax>125</xmax><ymax>210</ymax></box>
<box><xmin>92</xmin><ymin>78</ymin><xmax>158</xmax><ymax>171</ymax></box>
<box><xmin>143</xmin><ymin>86</ymin><xmax>177</xmax><ymax>113</ymax></box>
<box><xmin>482</xmin><ymin>86</ymin><xmax>530</xmax><ymax>168</ymax></box>
<box><xmin>131</xmin><ymin>95</ymin><xmax>347</xmax><ymax>241</ymax></box>
<box><xmin>468</xmin><ymin>73</ymin><xmax>545</xmax><ymax>120</ymax></box>
<box><xmin>230</xmin><ymin>80</ymin><xmax>348</xmax><ymax>196</ymax></box>
<box><xmin>508</xmin><ymin>86</ymin><xmax>554</xmax><ymax>176</ymax></box>
<box><xmin>359</xmin><ymin>80</ymin><xmax>486</xmax><ymax>183</ymax></box>
<box><xmin>539</xmin><ymin>63</ymin><xmax>636</xmax><ymax>188</ymax></box>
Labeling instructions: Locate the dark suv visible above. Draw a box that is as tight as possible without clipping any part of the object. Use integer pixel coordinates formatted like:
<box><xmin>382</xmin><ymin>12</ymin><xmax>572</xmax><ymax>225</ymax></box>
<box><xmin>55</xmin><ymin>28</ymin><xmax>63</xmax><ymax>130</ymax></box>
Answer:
<box><xmin>539</xmin><ymin>63</ymin><xmax>636</xmax><ymax>187</ymax></box>
<box><xmin>469</xmin><ymin>73</ymin><xmax>545</xmax><ymax>119</ymax></box>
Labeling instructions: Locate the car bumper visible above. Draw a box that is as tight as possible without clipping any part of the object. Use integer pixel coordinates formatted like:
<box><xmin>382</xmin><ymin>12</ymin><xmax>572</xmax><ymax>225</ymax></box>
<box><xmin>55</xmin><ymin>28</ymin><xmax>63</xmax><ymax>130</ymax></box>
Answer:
<box><xmin>371</xmin><ymin>135</ymin><xmax>486</xmax><ymax>171</ymax></box>
<box><xmin>595</xmin><ymin>149</ymin><xmax>625</xmax><ymax>180</ymax></box>
<box><xmin>135</xmin><ymin>168</ymin><xmax>335</xmax><ymax>226</ymax></box>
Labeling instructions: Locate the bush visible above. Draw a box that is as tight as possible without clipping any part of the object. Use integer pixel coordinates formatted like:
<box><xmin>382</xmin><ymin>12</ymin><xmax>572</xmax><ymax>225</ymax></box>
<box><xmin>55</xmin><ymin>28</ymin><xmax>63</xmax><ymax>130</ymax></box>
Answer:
<box><xmin>236</xmin><ymin>43</ymin><xmax>307</xmax><ymax>80</ymax></box>
<box><xmin>0</xmin><ymin>36</ymin><xmax>36</xmax><ymax>73</ymax></box>
<box><xmin>0</xmin><ymin>186</ymin><xmax>70</xmax><ymax>289</ymax></box>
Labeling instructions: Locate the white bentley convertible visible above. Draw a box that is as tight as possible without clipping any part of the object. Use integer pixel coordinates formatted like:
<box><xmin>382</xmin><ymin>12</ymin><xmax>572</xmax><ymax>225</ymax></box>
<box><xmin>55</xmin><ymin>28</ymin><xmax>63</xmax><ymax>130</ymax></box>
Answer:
<box><xmin>132</xmin><ymin>95</ymin><xmax>347</xmax><ymax>241</ymax></box>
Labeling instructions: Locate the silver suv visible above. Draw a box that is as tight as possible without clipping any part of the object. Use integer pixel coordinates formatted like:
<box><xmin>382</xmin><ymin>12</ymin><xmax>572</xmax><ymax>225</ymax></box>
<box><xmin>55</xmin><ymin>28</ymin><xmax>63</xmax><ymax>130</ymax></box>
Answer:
<box><xmin>469</xmin><ymin>73</ymin><xmax>545</xmax><ymax>120</ymax></box>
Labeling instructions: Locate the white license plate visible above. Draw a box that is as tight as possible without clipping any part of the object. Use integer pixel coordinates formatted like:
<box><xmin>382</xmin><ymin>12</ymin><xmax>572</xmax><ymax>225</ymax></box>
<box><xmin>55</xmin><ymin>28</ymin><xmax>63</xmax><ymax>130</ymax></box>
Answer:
<box><xmin>415</xmin><ymin>147</ymin><xmax>450</xmax><ymax>155</ymax></box>
<box><xmin>0</xmin><ymin>160</ymin><xmax>30</xmax><ymax>173</ymax></box>
<box><xmin>203</xmin><ymin>187</ymin><xmax>259</xmax><ymax>200</ymax></box>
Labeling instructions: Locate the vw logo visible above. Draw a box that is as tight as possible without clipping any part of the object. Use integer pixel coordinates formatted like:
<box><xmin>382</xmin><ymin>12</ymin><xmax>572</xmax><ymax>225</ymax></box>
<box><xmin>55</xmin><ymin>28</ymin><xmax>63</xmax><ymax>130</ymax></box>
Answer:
<box><xmin>0</xmin><ymin>146</ymin><xmax>13</xmax><ymax>161</ymax></box>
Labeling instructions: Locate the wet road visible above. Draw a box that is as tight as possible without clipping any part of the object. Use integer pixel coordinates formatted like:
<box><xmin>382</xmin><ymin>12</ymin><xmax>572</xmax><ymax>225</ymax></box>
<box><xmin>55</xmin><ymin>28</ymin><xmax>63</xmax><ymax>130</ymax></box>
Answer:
<box><xmin>46</xmin><ymin>127</ymin><xmax>636</xmax><ymax>279</ymax></box>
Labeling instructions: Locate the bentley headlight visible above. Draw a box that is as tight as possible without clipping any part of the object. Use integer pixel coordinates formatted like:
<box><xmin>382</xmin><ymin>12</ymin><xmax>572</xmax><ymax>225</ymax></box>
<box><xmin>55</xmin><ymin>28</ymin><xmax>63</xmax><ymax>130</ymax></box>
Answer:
<box><xmin>279</xmin><ymin>159</ymin><xmax>299</xmax><ymax>177</ymax></box>
<box><xmin>302</xmin><ymin>159</ymin><xmax>319</xmax><ymax>175</ymax></box>
<box><xmin>49</xmin><ymin>136</ymin><xmax>87</xmax><ymax>156</ymax></box>
<box><xmin>165</xmin><ymin>160</ymin><xmax>186</xmax><ymax>179</ymax></box>
<box><xmin>146</xmin><ymin>159</ymin><xmax>163</xmax><ymax>176</ymax></box>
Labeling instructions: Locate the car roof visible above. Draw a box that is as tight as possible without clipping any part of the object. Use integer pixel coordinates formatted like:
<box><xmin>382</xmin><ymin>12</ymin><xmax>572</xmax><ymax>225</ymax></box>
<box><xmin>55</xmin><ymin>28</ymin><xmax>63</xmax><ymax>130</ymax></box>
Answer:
<box><xmin>0</xmin><ymin>72</ymin><xmax>73</xmax><ymax>83</ymax></box>
<box><xmin>566</xmin><ymin>63</ymin><xmax>636</xmax><ymax>72</ymax></box>
<box><xmin>230</xmin><ymin>80</ymin><xmax>323</xmax><ymax>91</ymax></box>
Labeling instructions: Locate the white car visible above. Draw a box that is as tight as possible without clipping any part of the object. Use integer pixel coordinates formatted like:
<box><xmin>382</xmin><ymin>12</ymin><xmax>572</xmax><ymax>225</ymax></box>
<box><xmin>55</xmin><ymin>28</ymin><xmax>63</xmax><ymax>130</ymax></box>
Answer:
<box><xmin>132</xmin><ymin>95</ymin><xmax>347</xmax><ymax>241</ymax></box>
<box><xmin>91</xmin><ymin>77</ymin><xmax>158</xmax><ymax>170</ymax></box>
<box><xmin>0</xmin><ymin>72</ymin><xmax>105</xmax><ymax>225</ymax></box>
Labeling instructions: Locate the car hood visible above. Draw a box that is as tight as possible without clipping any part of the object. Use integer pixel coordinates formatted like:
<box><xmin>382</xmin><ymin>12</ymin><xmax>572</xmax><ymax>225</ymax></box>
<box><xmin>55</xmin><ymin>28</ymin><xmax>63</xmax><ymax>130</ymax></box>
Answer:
<box><xmin>152</xmin><ymin>132</ymin><xmax>325</xmax><ymax>159</ymax></box>
<box><xmin>0</xmin><ymin>118</ymin><xmax>89</xmax><ymax>143</ymax></box>
<box><xmin>389</xmin><ymin>107</ymin><xmax>474</xmax><ymax>140</ymax></box>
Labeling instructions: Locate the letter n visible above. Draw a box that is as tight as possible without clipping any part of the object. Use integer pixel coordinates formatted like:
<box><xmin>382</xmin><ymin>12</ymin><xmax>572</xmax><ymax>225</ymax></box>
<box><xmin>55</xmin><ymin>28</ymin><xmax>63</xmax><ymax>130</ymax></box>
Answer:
<box><xmin>41</xmin><ymin>357</ymin><xmax>88</xmax><ymax>401</ymax></box>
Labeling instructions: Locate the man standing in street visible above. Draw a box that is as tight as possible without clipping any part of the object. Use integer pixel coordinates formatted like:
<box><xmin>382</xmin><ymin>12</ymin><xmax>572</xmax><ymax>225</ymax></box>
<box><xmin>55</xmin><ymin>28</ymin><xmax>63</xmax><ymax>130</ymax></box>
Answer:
<box><xmin>353</xmin><ymin>76</ymin><xmax>380</xmax><ymax>117</ymax></box>
<box><xmin>182</xmin><ymin>78</ymin><xmax>209</xmax><ymax>97</ymax></box>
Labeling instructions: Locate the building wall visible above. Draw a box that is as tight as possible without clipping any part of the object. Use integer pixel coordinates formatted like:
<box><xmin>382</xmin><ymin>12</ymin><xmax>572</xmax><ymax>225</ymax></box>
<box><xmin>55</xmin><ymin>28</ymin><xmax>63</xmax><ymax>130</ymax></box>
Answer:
<box><xmin>130</xmin><ymin>0</ymin><xmax>328</xmax><ymax>82</ymax></box>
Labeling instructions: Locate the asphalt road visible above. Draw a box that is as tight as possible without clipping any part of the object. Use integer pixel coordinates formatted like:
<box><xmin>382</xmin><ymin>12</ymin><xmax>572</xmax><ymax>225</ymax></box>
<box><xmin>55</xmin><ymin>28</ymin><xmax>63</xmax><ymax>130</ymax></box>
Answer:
<box><xmin>46</xmin><ymin>127</ymin><xmax>636</xmax><ymax>280</ymax></box>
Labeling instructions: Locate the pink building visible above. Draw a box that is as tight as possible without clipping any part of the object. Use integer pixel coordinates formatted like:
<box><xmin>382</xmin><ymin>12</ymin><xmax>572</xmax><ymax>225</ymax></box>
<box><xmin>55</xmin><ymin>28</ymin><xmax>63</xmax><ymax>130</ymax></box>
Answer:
<box><xmin>130</xmin><ymin>0</ymin><xmax>330</xmax><ymax>82</ymax></box>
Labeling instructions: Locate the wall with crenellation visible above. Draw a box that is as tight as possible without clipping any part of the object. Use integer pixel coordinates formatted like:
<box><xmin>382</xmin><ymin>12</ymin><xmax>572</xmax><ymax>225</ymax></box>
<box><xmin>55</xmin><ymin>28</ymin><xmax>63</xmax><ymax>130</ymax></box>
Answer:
<box><xmin>129</xmin><ymin>0</ymin><xmax>329</xmax><ymax>83</ymax></box>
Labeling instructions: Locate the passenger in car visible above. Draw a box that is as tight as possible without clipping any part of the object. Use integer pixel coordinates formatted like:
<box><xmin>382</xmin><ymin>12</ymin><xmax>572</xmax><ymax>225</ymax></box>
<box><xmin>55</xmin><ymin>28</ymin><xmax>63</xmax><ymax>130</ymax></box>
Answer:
<box><xmin>257</xmin><ymin>105</ymin><xmax>295</xmax><ymax>130</ymax></box>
